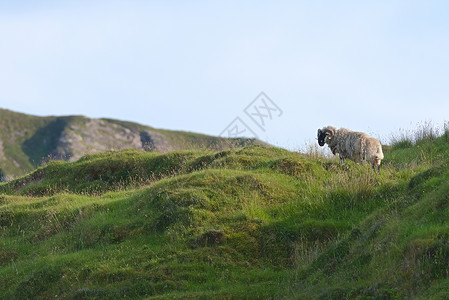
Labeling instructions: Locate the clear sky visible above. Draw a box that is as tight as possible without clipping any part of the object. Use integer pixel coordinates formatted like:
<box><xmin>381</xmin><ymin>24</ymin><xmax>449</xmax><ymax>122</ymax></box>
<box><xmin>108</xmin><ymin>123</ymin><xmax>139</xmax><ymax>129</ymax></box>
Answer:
<box><xmin>1</xmin><ymin>0</ymin><xmax>449</xmax><ymax>150</ymax></box>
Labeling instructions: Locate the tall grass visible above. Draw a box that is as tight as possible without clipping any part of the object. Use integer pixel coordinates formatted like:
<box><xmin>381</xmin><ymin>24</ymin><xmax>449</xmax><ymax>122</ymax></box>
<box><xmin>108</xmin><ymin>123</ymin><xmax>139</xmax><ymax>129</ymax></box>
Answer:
<box><xmin>390</xmin><ymin>121</ymin><xmax>449</xmax><ymax>149</ymax></box>
<box><xmin>302</xmin><ymin>141</ymin><xmax>334</xmax><ymax>160</ymax></box>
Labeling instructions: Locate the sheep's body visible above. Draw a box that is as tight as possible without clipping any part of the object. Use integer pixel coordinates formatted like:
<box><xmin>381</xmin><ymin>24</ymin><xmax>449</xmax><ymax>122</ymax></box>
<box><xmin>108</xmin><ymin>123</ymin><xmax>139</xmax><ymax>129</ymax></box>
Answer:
<box><xmin>318</xmin><ymin>126</ymin><xmax>384</xmax><ymax>171</ymax></box>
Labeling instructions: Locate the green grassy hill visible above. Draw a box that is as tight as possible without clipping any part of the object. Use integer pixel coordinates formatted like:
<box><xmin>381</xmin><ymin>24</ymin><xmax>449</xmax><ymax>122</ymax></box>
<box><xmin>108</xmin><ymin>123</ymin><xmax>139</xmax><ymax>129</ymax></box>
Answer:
<box><xmin>0</xmin><ymin>108</ymin><xmax>264</xmax><ymax>180</ymax></box>
<box><xmin>1</xmin><ymin>130</ymin><xmax>449</xmax><ymax>299</ymax></box>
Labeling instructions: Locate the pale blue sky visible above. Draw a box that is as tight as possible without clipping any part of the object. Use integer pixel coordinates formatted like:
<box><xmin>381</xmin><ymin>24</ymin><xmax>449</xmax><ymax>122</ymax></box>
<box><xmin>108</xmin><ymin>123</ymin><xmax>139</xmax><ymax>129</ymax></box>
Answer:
<box><xmin>1</xmin><ymin>1</ymin><xmax>449</xmax><ymax>149</ymax></box>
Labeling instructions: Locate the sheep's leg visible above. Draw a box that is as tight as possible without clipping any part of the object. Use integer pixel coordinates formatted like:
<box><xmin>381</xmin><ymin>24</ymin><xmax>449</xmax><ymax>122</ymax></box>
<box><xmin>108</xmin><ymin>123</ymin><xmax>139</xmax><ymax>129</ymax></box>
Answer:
<box><xmin>371</xmin><ymin>162</ymin><xmax>381</xmax><ymax>173</ymax></box>
<box><xmin>339</xmin><ymin>155</ymin><xmax>345</xmax><ymax>164</ymax></box>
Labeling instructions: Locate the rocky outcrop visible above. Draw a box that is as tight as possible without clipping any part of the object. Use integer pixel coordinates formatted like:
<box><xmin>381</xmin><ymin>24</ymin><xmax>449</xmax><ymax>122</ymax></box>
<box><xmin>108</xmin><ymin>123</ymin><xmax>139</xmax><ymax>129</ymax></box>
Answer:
<box><xmin>0</xmin><ymin>109</ymin><xmax>265</xmax><ymax>178</ymax></box>
<box><xmin>55</xmin><ymin>118</ymin><xmax>174</xmax><ymax>161</ymax></box>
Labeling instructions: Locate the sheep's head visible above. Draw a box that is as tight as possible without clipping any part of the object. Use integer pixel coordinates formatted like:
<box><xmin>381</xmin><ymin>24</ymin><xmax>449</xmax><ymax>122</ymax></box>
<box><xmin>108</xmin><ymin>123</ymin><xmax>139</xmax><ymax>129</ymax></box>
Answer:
<box><xmin>317</xmin><ymin>129</ymin><xmax>326</xmax><ymax>146</ymax></box>
<box><xmin>317</xmin><ymin>126</ymin><xmax>335</xmax><ymax>146</ymax></box>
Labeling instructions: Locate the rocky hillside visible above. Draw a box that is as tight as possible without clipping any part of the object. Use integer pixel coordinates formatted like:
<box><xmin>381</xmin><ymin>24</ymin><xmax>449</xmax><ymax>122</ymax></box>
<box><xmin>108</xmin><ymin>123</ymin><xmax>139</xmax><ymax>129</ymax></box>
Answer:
<box><xmin>0</xmin><ymin>109</ymin><xmax>263</xmax><ymax>179</ymax></box>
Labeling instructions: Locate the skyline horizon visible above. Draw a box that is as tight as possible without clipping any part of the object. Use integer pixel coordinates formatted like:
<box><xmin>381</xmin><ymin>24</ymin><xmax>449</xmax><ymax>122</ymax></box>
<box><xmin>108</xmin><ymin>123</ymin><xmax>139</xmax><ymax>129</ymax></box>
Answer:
<box><xmin>1</xmin><ymin>105</ymin><xmax>447</xmax><ymax>153</ymax></box>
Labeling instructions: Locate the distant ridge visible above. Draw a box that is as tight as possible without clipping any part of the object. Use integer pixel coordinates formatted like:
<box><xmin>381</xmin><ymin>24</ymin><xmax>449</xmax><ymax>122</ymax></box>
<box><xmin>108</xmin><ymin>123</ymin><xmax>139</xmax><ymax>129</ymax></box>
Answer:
<box><xmin>0</xmin><ymin>108</ymin><xmax>265</xmax><ymax>179</ymax></box>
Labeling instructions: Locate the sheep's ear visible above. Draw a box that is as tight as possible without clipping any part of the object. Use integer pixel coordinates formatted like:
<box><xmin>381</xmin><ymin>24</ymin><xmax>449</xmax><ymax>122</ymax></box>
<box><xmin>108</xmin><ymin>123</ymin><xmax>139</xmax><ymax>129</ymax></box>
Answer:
<box><xmin>325</xmin><ymin>132</ymin><xmax>332</xmax><ymax>139</ymax></box>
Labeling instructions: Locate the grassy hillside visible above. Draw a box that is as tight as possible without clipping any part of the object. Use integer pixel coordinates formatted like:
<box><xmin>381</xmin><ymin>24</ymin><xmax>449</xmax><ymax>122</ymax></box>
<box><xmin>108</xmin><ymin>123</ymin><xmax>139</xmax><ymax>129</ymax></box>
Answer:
<box><xmin>0</xmin><ymin>109</ymin><xmax>264</xmax><ymax>180</ymax></box>
<box><xmin>1</xmin><ymin>130</ymin><xmax>449</xmax><ymax>298</ymax></box>
<box><xmin>0</xmin><ymin>109</ymin><xmax>54</xmax><ymax>178</ymax></box>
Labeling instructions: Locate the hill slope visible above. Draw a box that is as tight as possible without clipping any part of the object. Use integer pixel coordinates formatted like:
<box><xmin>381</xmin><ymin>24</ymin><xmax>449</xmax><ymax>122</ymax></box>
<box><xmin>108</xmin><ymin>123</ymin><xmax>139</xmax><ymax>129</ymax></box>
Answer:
<box><xmin>1</xmin><ymin>132</ymin><xmax>449</xmax><ymax>298</ymax></box>
<box><xmin>0</xmin><ymin>109</ymin><xmax>264</xmax><ymax>179</ymax></box>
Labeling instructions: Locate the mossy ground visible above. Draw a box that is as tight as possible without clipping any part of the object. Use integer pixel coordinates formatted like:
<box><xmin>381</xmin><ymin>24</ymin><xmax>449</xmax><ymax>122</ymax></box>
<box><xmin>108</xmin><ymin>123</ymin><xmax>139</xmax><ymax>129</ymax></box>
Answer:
<box><xmin>1</xmin><ymin>136</ymin><xmax>449</xmax><ymax>299</ymax></box>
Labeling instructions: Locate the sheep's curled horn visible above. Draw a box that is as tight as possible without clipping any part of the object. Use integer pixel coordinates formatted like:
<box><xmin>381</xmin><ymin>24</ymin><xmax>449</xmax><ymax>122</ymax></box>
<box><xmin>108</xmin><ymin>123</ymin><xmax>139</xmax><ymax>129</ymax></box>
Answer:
<box><xmin>322</xmin><ymin>127</ymin><xmax>334</xmax><ymax>138</ymax></box>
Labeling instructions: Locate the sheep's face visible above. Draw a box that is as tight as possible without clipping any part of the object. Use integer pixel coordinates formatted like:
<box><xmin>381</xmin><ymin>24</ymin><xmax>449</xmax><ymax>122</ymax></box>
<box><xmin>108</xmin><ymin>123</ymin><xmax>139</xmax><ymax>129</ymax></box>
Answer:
<box><xmin>317</xmin><ymin>129</ymin><xmax>326</xmax><ymax>146</ymax></box>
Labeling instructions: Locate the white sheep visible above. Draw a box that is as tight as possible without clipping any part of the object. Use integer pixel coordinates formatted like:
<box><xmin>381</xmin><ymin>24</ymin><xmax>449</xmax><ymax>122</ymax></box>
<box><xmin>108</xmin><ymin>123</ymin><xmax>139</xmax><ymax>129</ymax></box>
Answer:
<box><xmin>317</xmin><ymin>126</ymin><xmax>384</xmax><ymax>171</ymax></box>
